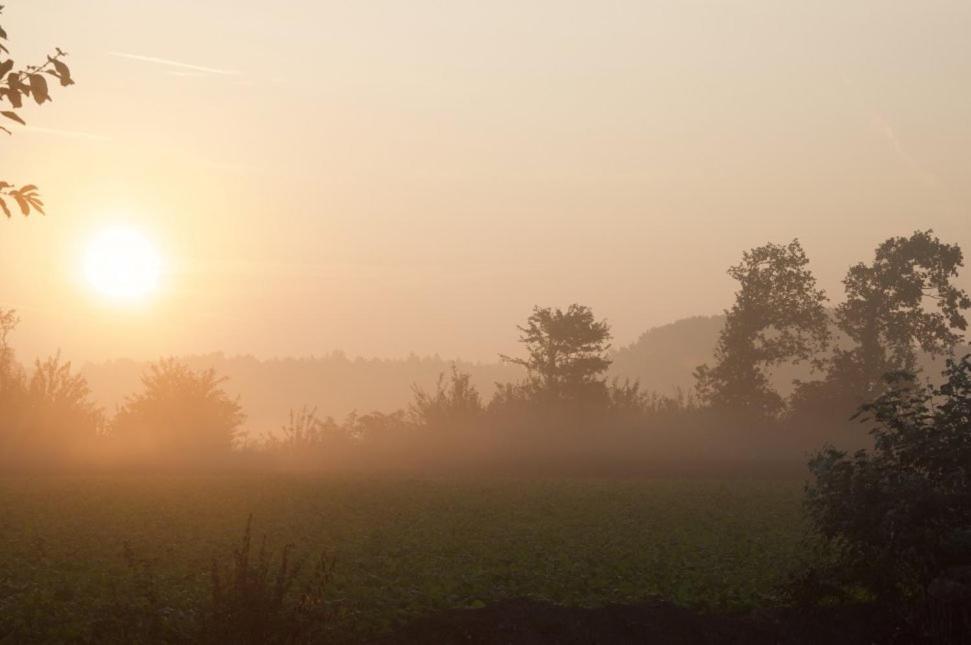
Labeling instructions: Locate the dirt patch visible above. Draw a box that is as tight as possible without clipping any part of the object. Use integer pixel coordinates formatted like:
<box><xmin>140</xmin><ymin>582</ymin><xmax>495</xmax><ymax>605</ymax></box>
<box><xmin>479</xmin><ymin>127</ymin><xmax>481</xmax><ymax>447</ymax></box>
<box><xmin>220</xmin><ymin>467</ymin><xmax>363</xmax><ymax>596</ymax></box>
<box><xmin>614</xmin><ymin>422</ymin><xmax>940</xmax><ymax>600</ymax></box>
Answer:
<box><xmin>381</xmin><ymin>598</ymin><xmax>903</xmax><ymax>644</ymax></box>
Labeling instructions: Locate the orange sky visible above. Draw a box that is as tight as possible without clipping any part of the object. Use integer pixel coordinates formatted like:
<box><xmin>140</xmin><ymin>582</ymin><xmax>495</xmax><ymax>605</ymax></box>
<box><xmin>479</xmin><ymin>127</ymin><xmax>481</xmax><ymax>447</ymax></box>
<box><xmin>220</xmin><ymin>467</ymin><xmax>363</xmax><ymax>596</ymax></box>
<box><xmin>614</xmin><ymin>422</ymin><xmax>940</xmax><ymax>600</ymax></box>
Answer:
<box><xmin>3</xmin><ymin>1</ymin><xmax>970</xmax><ymax>363</ymax></box>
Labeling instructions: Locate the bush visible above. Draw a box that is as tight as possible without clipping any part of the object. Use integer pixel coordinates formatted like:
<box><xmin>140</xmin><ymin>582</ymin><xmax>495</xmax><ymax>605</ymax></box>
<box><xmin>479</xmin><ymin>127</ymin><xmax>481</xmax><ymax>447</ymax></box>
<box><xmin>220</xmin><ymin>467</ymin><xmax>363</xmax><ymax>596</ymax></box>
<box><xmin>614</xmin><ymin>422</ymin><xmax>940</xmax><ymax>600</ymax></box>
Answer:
<box><xmin>0</xmin><ymin>351</ymin><xmax>103</xmax><ymax>468</ymax></box>
<box><xmin>200</xmin><ymin>516</ymin><xmax>336</xmax><ymax>644</ymax></box>
<box><xmin>110</xmin><ymin>359</ymin><xmax>245</xmax><ymax>463</ymax></box>
<box><xmin>800</xmin><ymin>356</ymin><xmax>971</xmax><ymax>635</ymax></box>
<box><xmin>409</xmin><ymin>366</ymin><xmax>483</xmax><ymax>432</ymax></box>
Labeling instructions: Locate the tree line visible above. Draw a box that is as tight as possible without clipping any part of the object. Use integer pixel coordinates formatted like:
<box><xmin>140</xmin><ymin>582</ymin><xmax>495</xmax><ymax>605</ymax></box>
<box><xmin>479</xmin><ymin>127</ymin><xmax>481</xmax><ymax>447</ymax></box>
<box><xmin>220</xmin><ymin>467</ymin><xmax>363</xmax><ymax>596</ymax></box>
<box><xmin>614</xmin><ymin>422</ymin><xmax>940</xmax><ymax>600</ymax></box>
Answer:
<box><xmin>1</xmin><ymin>228</ymin><xmax>966</xmax><ymax>471</ymax></box>
<box><xmin>697</xmin><ymin>230</ymin><xmax>969</xmax><ymax>422</ymax></box>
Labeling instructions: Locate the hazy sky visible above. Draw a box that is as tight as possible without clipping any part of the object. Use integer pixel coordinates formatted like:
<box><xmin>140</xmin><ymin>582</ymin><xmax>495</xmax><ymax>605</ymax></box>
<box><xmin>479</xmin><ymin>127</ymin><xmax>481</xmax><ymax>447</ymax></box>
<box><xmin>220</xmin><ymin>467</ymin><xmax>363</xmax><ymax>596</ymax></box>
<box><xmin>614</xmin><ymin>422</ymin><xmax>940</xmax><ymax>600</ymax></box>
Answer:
<box><xmin>3</xmin><ymin>1</ymin><xmax>970</xmax><ymax>363</ymax></box>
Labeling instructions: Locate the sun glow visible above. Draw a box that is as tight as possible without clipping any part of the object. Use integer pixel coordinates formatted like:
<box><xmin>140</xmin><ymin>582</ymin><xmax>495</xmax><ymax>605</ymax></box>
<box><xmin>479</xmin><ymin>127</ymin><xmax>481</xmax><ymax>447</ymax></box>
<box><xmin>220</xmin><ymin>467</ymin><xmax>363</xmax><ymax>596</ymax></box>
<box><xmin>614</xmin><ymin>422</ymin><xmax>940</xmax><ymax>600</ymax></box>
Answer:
<box><xmin>83</xmin><ymin>227</ymin><xmax>162</xmax><ymax>302</ymax></box>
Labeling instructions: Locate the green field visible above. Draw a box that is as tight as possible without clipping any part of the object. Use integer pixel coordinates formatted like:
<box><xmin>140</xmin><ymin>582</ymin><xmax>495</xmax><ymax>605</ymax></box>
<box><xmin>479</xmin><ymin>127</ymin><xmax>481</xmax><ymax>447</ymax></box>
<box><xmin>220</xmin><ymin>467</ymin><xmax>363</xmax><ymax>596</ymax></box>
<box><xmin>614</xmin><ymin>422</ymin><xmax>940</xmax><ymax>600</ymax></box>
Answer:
<box><xmin>0</xmin><ymin>475</ymin><xmax>809</xmax><ymax>642</ymax></box>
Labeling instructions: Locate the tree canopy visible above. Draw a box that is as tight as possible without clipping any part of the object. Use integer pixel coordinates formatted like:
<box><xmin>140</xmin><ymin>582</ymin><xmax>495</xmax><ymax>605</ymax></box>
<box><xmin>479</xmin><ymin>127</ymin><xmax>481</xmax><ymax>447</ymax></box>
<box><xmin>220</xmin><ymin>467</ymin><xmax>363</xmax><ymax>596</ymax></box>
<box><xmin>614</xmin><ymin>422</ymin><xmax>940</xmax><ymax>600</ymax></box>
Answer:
<box><xmin>835</xmin><ymin>230</ymin><xmax>971</xmax><ymax>394</ymax></box>
<box><xmin>695</xmin><ymin>240</ymin><xmax>829</xmax><ymax>417</ymax></box>
<box><xmin>501</xmin><ymin>304</ymin><xmax>613</xmax><ymax>402</ymax></box>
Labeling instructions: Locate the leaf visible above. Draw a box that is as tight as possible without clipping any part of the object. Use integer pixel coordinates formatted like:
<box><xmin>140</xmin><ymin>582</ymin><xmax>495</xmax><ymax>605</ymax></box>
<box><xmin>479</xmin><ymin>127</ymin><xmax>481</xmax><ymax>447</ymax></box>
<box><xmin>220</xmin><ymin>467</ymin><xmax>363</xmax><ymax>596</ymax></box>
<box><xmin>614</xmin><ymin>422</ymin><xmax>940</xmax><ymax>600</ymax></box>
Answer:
<box><xmin>27</xmin><ymin>195</ymin><xmax>45</xmax><ymax>215</ymax></box>
<box><xmin>1</xmin><ymin>110</ymin><xmax>23</xmax><ymax>125</ymax></box>
<box><xmin>0</xmin><ymin>60</ymin><xmax>12</xmax><ymax>77</ymax></box>
<box><xmin>1</xmin><ymin>85</ymin><xmax>22</xmax><ymax>109</ymax></box>
<box><xmin>28</xmin><ymin>74</ymin><xmax>50</xmax><ymax>104</ymax></box>
<box><xmin>0</xmin><ymin>197</ymin><xmax>9</xmax><ymax>219</ymax></box>
<box><xmin>12</xmin><ymin>191</ymin><xmax>28</xmax><ymax>215</ymax></box>
<box><xmin>19</xmin><ymin>184</ymin><xmax>38</xmax><ymax>194</ymax></box>
<box><xmin>51</xmin><ymin>59</ymin><xmax>74</xmax><ymax>86</ymax></box>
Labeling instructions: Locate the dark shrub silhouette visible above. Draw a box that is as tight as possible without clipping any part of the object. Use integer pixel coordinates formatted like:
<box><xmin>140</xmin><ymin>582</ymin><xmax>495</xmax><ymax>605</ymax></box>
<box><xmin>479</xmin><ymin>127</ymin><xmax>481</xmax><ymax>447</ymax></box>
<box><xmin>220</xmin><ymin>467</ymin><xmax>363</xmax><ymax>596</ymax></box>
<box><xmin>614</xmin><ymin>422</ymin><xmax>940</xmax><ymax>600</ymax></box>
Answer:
<box><xmin>801</xmin><ymin>357</ymin><xmax>971</xmax><ymax>637</ymax></box>
<box><xmin>200</xmin><ymin>516</ymin><xmax>335</xmax><ymax>645</ymax></box>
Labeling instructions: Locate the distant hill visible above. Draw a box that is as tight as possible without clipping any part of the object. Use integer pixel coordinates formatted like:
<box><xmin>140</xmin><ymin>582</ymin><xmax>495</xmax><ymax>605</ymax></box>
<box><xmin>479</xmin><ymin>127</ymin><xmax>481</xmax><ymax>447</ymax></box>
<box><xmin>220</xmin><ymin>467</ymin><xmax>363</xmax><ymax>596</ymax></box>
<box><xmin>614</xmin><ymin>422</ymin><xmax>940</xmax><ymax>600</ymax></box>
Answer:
<box><xmin>609</xmin><ymin>314</ymin><xmax>819</xmax><ymax>398</ymax></box>
<box><xmin>609</xmin><ymin>315</ymin><xmax>724</xmax><ymax>396</ymax></box>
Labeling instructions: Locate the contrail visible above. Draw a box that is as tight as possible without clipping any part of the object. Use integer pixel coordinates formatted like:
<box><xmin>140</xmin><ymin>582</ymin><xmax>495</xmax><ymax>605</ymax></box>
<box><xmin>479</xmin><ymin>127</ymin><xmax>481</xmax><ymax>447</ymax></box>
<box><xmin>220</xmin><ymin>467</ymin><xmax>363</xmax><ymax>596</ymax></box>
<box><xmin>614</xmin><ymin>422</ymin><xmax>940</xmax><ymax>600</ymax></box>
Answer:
<box><xmin>25</xmin><ymin>125</ymin><xmax>110</xmax><ymax>141</ymax></box>
<box><xmin>109</xmin><ymin>51</ymin><xmax>240</xmax><ymax>76</ymax></box>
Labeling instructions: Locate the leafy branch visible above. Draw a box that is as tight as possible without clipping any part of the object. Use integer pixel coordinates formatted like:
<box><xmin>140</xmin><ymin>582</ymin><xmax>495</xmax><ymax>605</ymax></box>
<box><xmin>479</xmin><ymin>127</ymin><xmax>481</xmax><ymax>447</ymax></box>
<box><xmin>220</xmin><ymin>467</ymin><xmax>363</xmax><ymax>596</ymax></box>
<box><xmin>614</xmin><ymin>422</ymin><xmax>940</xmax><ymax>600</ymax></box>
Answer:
<box><xmin>0</xmin><ymin>4</ymin><xmax>74</xmax><ymax>217</ymax></box>
<box><xmin>0</xmin><ymin>182</ymin><xmax>43</xmax><ymax>217</ymax></box>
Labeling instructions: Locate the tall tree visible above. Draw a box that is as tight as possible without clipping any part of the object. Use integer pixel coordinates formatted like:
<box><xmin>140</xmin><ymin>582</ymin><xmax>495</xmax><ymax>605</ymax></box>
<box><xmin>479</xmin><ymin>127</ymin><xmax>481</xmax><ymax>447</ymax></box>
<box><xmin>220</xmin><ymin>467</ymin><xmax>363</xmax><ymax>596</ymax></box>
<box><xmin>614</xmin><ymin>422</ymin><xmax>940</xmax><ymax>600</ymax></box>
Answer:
<box><xmin>0</xmin><ymin>5</ymin><xmax>75</xmax><ymax>217</ymax></box>
<box><xmin>831</xmin><ymin>230</ymin><xmax>970</xmax><ymax>399</ymax></box>
<box><xmin>501</xmin><ymin>304</ymin><xmax>612</xmax><ymax>402</ymax></box>
<box><xmin>695</xmin><ymin>240</ymin><xmax>829</xmax><ymax>417</ymax></box>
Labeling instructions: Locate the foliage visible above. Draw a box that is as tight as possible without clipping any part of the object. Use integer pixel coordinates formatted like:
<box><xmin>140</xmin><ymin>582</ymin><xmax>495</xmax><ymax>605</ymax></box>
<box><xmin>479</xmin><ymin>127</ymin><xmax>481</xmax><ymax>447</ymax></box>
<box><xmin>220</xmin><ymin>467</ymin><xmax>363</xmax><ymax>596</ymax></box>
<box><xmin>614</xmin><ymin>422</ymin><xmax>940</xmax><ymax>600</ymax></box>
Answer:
<box><xmin>695</xmin><ymin>240</ymin><xmax>829</xmax><ymax>418</ymax></box>
<box><xmin>263</xmin><ymin>406</ymin><xmax>343</xmax><ymax>454</ymax></box>
<box><xmin>22</xmin><ymin>354</ymin><xmax>104</xmax><ymax>455</ymax></box>
<box><xmin>789</xmin><ymin>231</ymin><xmax>970</xmax><ymax>430</ymax></box>
<box><xmin>0</xmin><ymin>5</ymin><xmax>75</xmax><ymax>217</ymax></box>
<box><xmin>500</xmin><ymin>304</ymin><xmax>613</xmax><ymax>405</ymax></box>
<box><xmin>410</xmin><ymin>365</ymin><xmax>483</xmax><ymax>431</ymax></box>
<box><xmin>342</xmin><ymin>409</ymin><xmax>409</xmax><ymax>442</ymax></box>
<box><xmin>0</xmin><ymin>307</ymin><xmax>21</xmax><ymax>389</ymax></box>
<box><xmin>803</xmin><ymin>357</ymin><xmax>971</xmax><ymax>605</ymax></box>
<box><xmin>834</xmin><ymin>230</ymin><xmax>970</xmax><ymax>398</ymax></box>
<box><xmin>0</xmin><ymin>311</ymin><xmax>103</xmax><ymax>466</ymax></box>
<box><xmin>111</xmin><ymin>359</ymin><xmax>245</xmax><ymax>461</ymax></box>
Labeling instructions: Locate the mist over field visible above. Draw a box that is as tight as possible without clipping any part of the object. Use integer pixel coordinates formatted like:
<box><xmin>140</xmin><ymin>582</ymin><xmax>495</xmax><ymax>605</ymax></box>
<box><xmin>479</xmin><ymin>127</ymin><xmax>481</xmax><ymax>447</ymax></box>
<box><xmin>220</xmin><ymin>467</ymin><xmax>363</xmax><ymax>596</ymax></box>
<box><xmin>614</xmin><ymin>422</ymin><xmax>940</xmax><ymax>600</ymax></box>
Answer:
<box><xmin>3</xmin><ymin>1</ymin><xmax>971</xmax><ymax>642</ymax></box>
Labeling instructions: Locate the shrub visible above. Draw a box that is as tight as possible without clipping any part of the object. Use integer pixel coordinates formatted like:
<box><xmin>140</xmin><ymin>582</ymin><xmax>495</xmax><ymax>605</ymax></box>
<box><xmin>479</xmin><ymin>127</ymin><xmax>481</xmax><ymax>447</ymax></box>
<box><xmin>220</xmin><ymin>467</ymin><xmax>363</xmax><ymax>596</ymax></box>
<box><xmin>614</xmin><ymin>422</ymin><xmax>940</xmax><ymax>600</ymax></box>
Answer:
<box><xmin>200</xmin><ymin>516</ymin><xmax>336</xmax><ymax>644</ymax></box>
<box><xmin>111</xmin><ymin>359</ymin><xmax>245</xmax><ymax>462</ymax></box>
<box><xmin>409</xmin><ymin>366</ymin><xmax>483</xmax><ymax>432</ymax></box>
<box><xmin>800</xmin><ymin>356</ymin><xmax>971</xmax><ymax>634</ymax></box>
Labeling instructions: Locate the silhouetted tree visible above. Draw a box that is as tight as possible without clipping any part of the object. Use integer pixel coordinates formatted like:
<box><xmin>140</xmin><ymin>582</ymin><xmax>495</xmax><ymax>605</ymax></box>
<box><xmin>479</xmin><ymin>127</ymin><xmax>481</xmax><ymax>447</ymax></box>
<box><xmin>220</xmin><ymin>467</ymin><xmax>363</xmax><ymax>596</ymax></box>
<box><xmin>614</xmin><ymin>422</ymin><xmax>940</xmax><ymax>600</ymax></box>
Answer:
<box><xmin>0</xmin><ymin>5</ymin><xmax>75</xmax><ymax>217</ymax></box>
<box><xmin>500</xmin><ymin>304</ymin><xmax>612</xmax><ymax>404</ymax></box>
<box><xmin>695</xmin><ymin>240</ymin><xmax>829</xmax><ymax>417</ymax></box>
<box><xmin>410</xmin><ymin>365</ymin><xmax>483</xmax><ymax>431</ymax></box>
<box><xmin>835</xmin><ymin>230</ymin><xmax>970</xmax><ymax>398</ymax></box>
<box><xmin>791</xmin><ymin>232</ymin><xmax>970</xmax><ymax>427</ymax></box>
<box><xmin>111</xmin><ymin>359</ymin><xmax>245</xmax><ymax>460</ymax></box>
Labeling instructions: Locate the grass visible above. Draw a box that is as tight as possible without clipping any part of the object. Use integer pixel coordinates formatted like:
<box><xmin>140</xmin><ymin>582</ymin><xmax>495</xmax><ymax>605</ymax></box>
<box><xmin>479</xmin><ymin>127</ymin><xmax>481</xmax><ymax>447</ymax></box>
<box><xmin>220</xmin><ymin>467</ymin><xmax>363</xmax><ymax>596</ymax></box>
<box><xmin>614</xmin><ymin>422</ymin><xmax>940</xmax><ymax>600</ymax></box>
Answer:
<box><xmin>0</xmin><ymin>474</ymin><xmax>809</xmax><ymax>642</ymax></box>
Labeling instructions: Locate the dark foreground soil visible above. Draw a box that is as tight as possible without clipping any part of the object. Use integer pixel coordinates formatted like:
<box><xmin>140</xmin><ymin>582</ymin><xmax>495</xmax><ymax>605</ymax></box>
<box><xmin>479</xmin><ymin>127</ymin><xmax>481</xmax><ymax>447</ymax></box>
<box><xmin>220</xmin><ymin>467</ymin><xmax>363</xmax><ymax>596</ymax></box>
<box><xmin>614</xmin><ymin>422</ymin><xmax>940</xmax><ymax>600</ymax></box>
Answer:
<box><xmin>381</xmin><ymin>598</ymin><xmax>910</xmax><ymax>644</ymax></box>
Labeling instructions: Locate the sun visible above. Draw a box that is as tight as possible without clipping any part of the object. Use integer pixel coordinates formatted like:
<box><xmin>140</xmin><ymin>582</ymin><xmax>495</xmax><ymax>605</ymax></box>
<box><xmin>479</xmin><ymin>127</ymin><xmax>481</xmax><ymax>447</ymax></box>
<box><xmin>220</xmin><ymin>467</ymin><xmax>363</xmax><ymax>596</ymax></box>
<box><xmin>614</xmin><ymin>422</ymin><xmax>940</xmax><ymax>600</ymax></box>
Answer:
<box><xmin>83</xmin><ymin>227</ymin><xmax>162</xmax><ymax>302</ymax></box>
